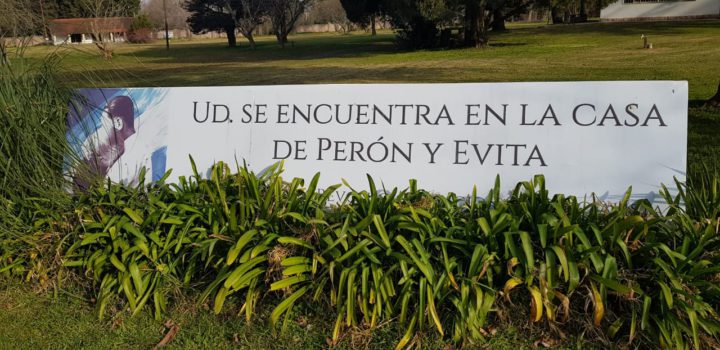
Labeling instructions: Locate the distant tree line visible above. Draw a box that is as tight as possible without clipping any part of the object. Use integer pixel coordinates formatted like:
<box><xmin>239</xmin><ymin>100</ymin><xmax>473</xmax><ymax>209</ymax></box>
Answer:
<box><xmin>339</xmin><ymin>0</ymin><xmax>614</xmax><ymax>49</ymax></box>
<box><xmin>185</xmin><ymin>0</ymin><xmax>613</xmax><ymax>50</ymax></box>
<box><xmin>36</xmin><ymin>0</ymin><xmax>140</xmax><ymax>20</ymax></box>
<box><xmin>185</xmin><ymin>0</ymin><xmax>317</xmax><ymax>48</ymax></box>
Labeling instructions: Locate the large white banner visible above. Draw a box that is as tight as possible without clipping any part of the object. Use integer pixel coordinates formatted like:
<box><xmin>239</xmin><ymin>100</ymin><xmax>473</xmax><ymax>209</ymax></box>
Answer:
<box><xmin>67</xmin><ymin>82</ymin><xmax>687</xmax><ymax>202</ymax></box>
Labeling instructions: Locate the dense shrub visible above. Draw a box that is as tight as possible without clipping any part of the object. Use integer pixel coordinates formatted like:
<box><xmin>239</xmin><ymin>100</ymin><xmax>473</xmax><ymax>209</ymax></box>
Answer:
<box><xmin>128</xmin><ymin>28</ymin><xmax>155</xmax><ymax>44</ymax></box>
<box><xmin>128</xmin><ymin>15</ymin><xmax>155</xmax><ymax>44</ymax></box>
<box><xmin>4</xmin><ymin>158</ymin><xmax>720</xmax><ymax>349</ymax></box>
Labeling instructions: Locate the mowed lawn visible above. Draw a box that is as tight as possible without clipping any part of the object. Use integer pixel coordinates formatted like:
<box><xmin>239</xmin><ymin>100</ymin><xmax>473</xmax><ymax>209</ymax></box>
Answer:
<box><xmin>0</xmin><ymin>285</ymin><xmax>558</xmax><ymax>350</ymax></box>
<box><xmin>4</xmin><ymin>20</ymin><xmax>719</xmax><ymax>349</ymax></box>
<box><xmin>25</xmin><ymin>20</ymin><xmax>720</xmax><ymax>169</ymax></box>
<box><xmin>26</xmin><ymin>20</ymin><xmax>720</xmax><ymax>100</ymax></box>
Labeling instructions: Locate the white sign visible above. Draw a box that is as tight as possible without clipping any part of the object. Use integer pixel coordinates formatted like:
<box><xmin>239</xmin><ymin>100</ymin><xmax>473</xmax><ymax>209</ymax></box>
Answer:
<box><xmin>67</xmin><ymin>82</ymin><xmax>687</xmax><ymax>202</ymax></box>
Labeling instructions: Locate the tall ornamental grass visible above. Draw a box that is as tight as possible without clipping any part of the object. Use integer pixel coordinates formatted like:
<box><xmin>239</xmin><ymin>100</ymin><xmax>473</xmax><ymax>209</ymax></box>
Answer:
<box><xmin>0</xmin><ymin>58</ymin><xmax>77</xmax><ymax>287</ymax></box>
<box><xmin>0</xmin><ymin>58</ymin><xmax>74</xmax><ymax>216</ymax></box>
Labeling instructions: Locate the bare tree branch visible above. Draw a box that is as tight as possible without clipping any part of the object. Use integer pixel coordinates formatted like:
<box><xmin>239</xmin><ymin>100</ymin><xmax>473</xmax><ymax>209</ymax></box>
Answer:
<box><xmin>0</xmin><ymin>0</ymin><xmax>42</xmax><ymax>66</ymax></box>
<box><xmin>268</xmin><ymin>0</ymin><xmax>316</xmax><ymax>47</ymax></box>
<box><xmin>80</xmin><ymin>0</ymin><xmax>126</xmax><ymax>59</ymax></box>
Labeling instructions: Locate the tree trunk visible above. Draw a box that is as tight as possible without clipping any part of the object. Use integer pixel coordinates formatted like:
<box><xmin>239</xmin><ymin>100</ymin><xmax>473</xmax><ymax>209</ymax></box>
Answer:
<box><xmin>477</xmin><ymin>6</ymin><xmax>489</xmax><ymax>48</ymax></box>
<box><xmin>226</xmin><ymin>27</ymin><xmax>237</xmax><ymax>48</ymax></box>
<box><xmin>466</xmin><ymin>2</ymin><xmax>490</xmax><ymax>48</ymax></box>
<box><xmin>706</xmin><ymin>82</ymin><xmax>720</xmax><ymax>108</ymax></box>
<box><xmin>464</xmin><ymin>2</ymin><xmax>479</xmax><ymax>47</ymax></box>
<box><xmin>246</xmin><ymin>32</ymin><xmax>256</xmax><ymax>49</ymax></box>
<box><xmin>240</xmin><ymin>28</ymin><xmax>257</xmax><ymax>49</ymax></box>
<box><xmin>371</xmin><ymin>16</ymin><xmax>376</xmax><ymax>36</ymax></box>
<box><xmin>491</xmin><ymin>8</ymin><xmax>506</xmax><ymax>31</ymax></box>
<box><xmin>276</xmin><ymin>30</ymin><xmax>288</xmax><ymax>48</ymax></box>
<box><xmin>275</xmin><ymin>26</ymin><xmax>289</xmax><ymax>48</ymax></box>
<box><xmin>550</xmin><ymin>7</ymin><xmax>562</xmax><ymax>24</ymax></box>
<box><xmin>0</xmin><ymin>44</ymin><xmax>8</xmax><ymax>66</ymax></box>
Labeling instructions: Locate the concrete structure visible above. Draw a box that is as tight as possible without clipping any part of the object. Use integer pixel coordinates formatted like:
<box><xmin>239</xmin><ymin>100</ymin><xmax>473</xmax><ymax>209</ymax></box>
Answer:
<box><xmin>601</xmin><ymin>0</ymin><xmax>720</xmax><ymax>22</ymax></box>
<box><xmin>48</xmin><ymin>18</ymin><xmax>133</xmax><ymax>45</ymax></box>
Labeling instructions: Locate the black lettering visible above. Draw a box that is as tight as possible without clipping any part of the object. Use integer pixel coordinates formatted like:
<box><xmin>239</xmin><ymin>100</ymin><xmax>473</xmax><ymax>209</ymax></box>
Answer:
<box><xmin>485</xmin><ymin>105</ymin><xmax>507</xmax><ymax>125</ymax></box>
<box><xmin>273</xmin><ymin>140</ymin><xmax>292</xmax><ymax>159</ymax></box>
<box><xmin>520</xmin><ymin>104</ymin><xmax>535</xmax><ymax>125</ymax></box>
<box><xmin>466</xmin><ymin>105</ymin><xmax>481</xmax><ymax>125</ymax></box>
<box><xmin>317</xmin><ymin>138</ymin><xmax>331</xmax><ymax>160</ymax></box>
<box><xmin>212</xmin><ymin>104</ymin><xmax>231</xmax><ymax>123</ymax></box>
<box><xmin>525</xmin><ymin>145</ymin><xmax>547</xmax><ymax>166</ymax></box>
<box><xmin>643</xmin><ymin>104</ymin><xmax>667</xmax><ymax>127</ymax></box>
<box><xmin>598</xmin><ymin>105</ymin><xmax>621</xmax><ymax>126</ymax></box>
<box><xmin>539</xmin><ymin>105</ymin><xmax>560</xmax><ymax>126</ymax></box>
<box><xmin>423</xmin><ymin>143</ymin><xmax>443</xmax><ymax>164</ymax></box>
<box><xmin>573</xmin><ymin>104</ymin><xmax>595</xmax><ymax>126</ymax></box>
<box><xmin>192</xmin><ymin>101</ymin><xmax>210</xmax><ymax>123</ymax></box>
<box><xmin>454</xmin><ymin>141</ymin><xmax>469</xmax><ymax>164</ymax></box>
<box><xmin>624</xmin><ymin>104</ymin><xmax>639</xmax><ymax>126</ymax></box>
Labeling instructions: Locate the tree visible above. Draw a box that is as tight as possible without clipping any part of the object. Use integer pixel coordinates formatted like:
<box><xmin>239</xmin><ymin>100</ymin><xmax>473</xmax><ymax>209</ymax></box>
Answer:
<box><xmin>234</xmin><ymin>0</ymin><xmax>267</xmax><ymax>49</ymax></box>
<box><xmin>55</xmin><ymin>0</ymin><xmax>88</xmax><ymax>18</ymax></box>
<box><xmin>340</xmin><ymin>0</ymin><xmax>382</xmax><ymax>35</ymax></box>
<box><xmin>185</xmin><ymin>0</ymin><xmax>266</xmax><ymax>48</ymax></box>
<box><xmin>377</xmin><ymin>0</ymin><xmax>544</xmax><ymax>49</ymax></box>
<box><xmin>381</xmin><ymin>0</ymin><xmax>452</xmax><ymax>49</ymax></box>
<box><xmin>707</xmin><ymin>82</ymin><xmax>720</xmax><ymax>109</ymax></box>
<box><xmin>55</xmin><ymin>0</ymin><xmax>140</xmax><ymax>17</ymax></box>
<box><xmin>463</xmin><ymin>0</ymin><xmax>491</xmax><ymax>48</ymax></box>
<box><xmin>534</xmin><ymin>0</ymin><xmax>612</xmax><ymax>24</ymax></box>
<box><xmin>141</xmin><ymin>0</ymin><xmax>190</xmax><ymax>30</ymax></box>
<box><xmin>267</xmin><ymin>0</ymin><xmax>316</xmax><ymax>47</ymax></box>
<box><xmin>185</xmin><ymin>0</ymin><xmax>237</xmax><ymax>47</ymax></box>
<box><xmin>303</xmin><ymin>0</ymin><xmax>351</xmax><ymax>33</ymax></box>
<box><xmin>108</xmin><ymin>0</ymin><xmax>140</xmax><ymax>16</ymax></box>
<box><xmin>489</xmin><ymin>0</ymin><xmax>532</xmax><ymax>31</ymax></box>
<box><xmin>0</xmin><ymin>0</ymin><xmax>42</xmax><ymax>66</ymax></box>
<box><xmin>80</xmin><ymin>0</ymin><xmax>126</xmax><ymax>58</ymax></box>
<box><xmin>128</xmin><ymin>14</ymin><xmax>154</xmax><ymax>43</ymax></box>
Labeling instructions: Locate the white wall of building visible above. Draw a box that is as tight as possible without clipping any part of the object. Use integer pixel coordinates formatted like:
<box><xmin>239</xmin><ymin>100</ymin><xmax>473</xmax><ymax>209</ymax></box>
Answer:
<box><xmin>51</xmin><ymin>33</ymin><xmax>127</xmax><ymax>46</ymax></box>
<box><xmin>601</xmin><ymin>0</ymin><xmax>720</xmax><ymax>21</ymax></box>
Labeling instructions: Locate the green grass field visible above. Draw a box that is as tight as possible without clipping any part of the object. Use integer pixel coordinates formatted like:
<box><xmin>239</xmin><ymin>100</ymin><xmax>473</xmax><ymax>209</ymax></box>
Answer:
<box><xmin>0</xmin><ymin>285</ymin><xmax>578</xmax><ymax>350</ymax></box>
<box><xmin>25</xmin><ymin>20</ymin><xmax>720</xmax><ymax>170</ymax></box>
<box><xmin>4</xmin><ymin>20</ymin><xmax>720</xmax><ymax>349</ymax></box>
<box><xmin>25</xmin><ymin>20</ymin><xmax>720</xmax><ymax>100</ymax></box>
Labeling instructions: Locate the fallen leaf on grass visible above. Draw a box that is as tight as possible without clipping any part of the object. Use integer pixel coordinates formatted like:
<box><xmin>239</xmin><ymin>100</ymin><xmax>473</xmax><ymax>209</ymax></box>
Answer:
<box><xmin>154</xmin><ymin>320</ymin><xmax>180</xmax><ymax>349</ymax></box>
<box><xmin>533</xmin><ymin>336</ymin><xmax>559</xmax><ymax>348</ymax></box>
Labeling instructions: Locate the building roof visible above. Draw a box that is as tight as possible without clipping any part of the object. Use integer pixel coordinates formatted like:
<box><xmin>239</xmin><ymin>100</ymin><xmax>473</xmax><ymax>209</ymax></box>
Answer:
<box><xmin>48</xmin><ymin>18</ymin><xmax>133</xmax><ymax>36</ymax></box>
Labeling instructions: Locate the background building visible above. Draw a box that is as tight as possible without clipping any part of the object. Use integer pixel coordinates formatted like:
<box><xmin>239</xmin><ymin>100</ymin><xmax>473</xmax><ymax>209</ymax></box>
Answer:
<box><xmin>48</xmin><ymin>17</ymin><xmax>133</xmax><ymax>45</ymax></box>
<box><xmin>601</xmin><ymin>0</ymin><xmax>720</xmax><ymax>21</ymax></box>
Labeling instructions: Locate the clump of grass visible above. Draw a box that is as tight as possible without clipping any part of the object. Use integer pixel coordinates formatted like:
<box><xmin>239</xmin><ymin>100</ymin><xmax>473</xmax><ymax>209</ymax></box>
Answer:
<box><xmin>0</xmin><ymin>56</ymin><xmax>78</xmax><ymax>288</ymax></box>
<box><xmin>0</xmin><ymin>57</ymin><xmax>74</xmax><ymax>218</ymax></box>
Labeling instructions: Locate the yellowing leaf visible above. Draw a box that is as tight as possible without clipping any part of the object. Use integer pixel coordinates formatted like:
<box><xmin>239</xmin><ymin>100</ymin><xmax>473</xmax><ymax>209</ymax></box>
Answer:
<box><xmin>507</xmin><ymin>257</ymin><xmax>520</xmax><ymax>276</ymax></box>
<box><xmin>123</xmin><ymin>208</ymin><xmax>143</xmax><ymax>225</ymax></box>
<box><xmin>503</xmin><ymin>277</ymin><xmax>523</xmax><ymax>302</ymax></box>
<box><xmin>528</xmin><ymin>286</ymin><xmax>543</xmax><ymax>323</ymax></box>
<box><xmin>395</xmin><ymin>315</ymin><xmax>417</xmax><ymax>350</ymax></box>
<box><xmin>591</xmin><ymin>282</ymin><xmax>604</xmax><ymax>327</ymax></box>
<box><xmin>426</xmin><ymin>285</ymin><xmax>443</xmax><ymax>336</ymax></box>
